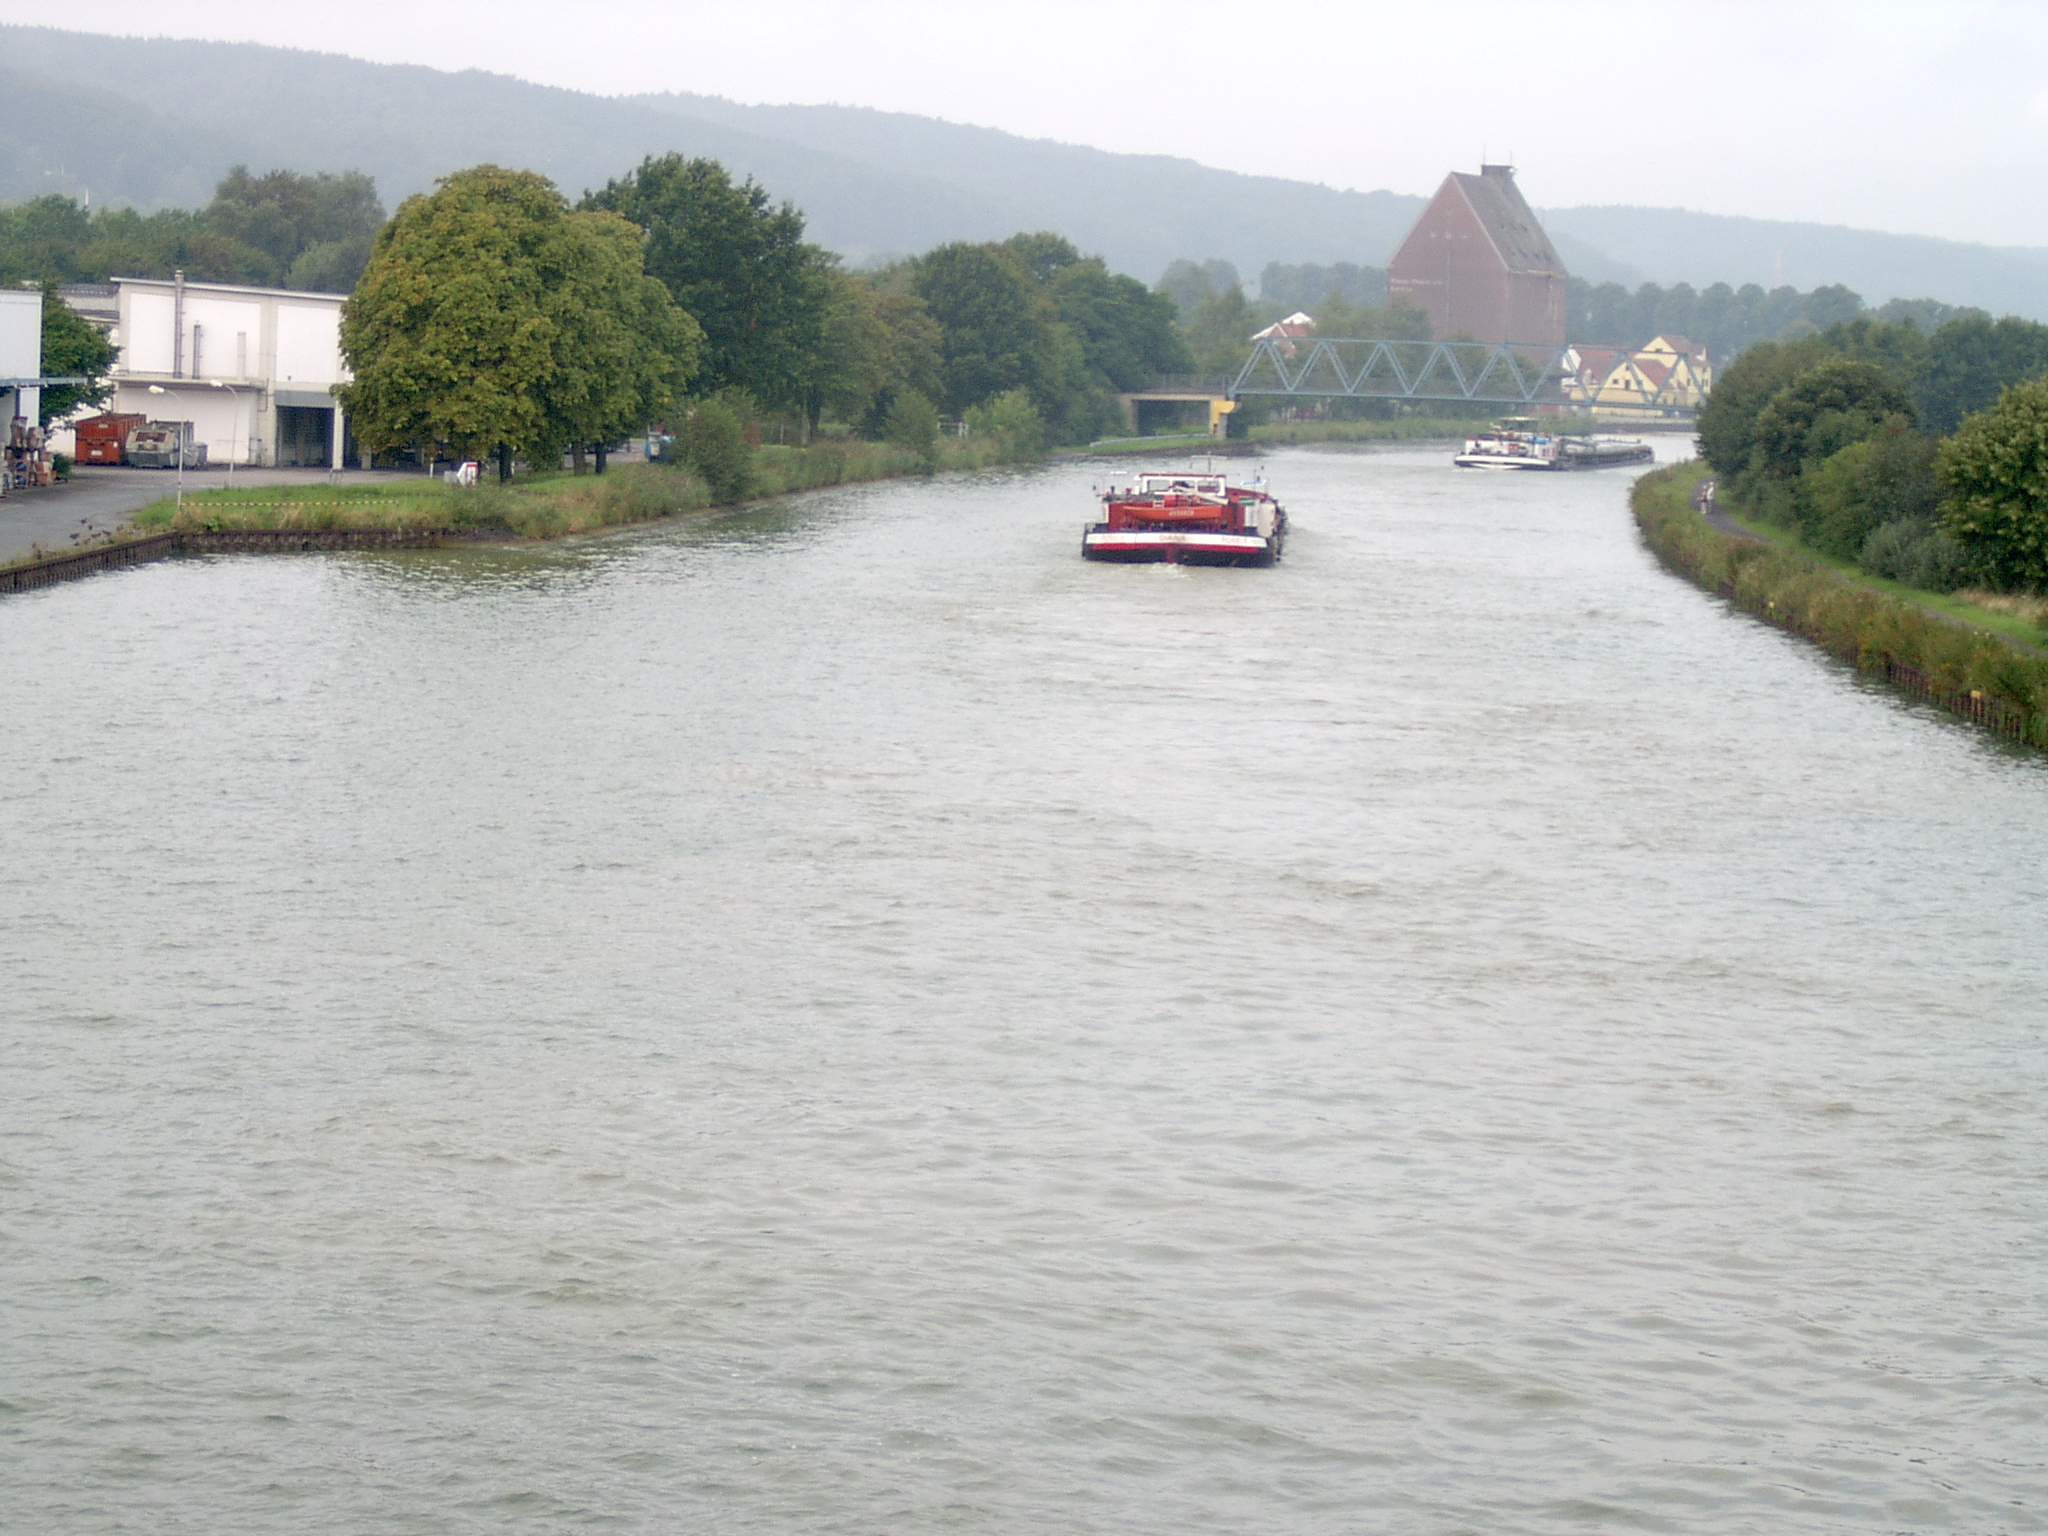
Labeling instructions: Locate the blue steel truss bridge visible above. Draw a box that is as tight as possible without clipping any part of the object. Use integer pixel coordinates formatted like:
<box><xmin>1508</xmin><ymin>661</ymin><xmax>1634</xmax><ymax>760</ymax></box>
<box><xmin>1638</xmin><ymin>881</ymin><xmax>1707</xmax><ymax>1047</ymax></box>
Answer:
<box><xmin>1231</xmin><ymin>336</ymin><xmax>1569</xmax><ymax>407</ymax></box>
<box><xmin>1113</xmin><ymin>342</ymin><xmax>1698</xmax><ymax>438</ymax></box>
<box><xmin>1222</xmin><ymin>336</ymin><xmax>1699</xmax><ymax>422</ymax></box>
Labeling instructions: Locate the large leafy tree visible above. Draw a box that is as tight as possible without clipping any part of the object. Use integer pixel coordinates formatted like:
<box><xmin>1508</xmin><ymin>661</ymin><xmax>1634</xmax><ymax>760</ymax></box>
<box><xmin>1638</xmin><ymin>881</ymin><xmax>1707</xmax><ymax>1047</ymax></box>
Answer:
<box><xmin>911</xmin><ymin>241</ymin><xmax>1063</xmax><ymax>415</ymax></box>
<box><xmin>1794</xmin><ymin>417</ymin><xmax>1942</xmax><ymax>559</ymax></box>
<box><xmin>807</xmin><ymin>274</ymin><xmax>944</xmax><ymax>434</ymax></box>
<box><xmin>534</xmin><ymin>210</ymin><xmax>702</xmax><ymax>466</ymax></box>
<box><xmin>1918</xmin><ymin>315</ymin><xmax>2048</xmax><ymax>434</ymax></box>
<box><xmin>1752</xmin><ymin>358</ymin><xmax>1916</xmax><ymax>478</ymax></box>
<box><xmin>1047</xmin><ymin>257</ymin><xmax>1191</xmax><ymax>390</ymax></box>
<box><xmin>37</xmin><ymin>283</ymin><xmax>115</xmax><ymax>425</ymax></box>
<box><xmin>0</xmin><ymin>196</ymin><xmax>94</xmax><ymax>285</ymax></box>
<box><xmin>1695</xmin><ymin>338</ymin><xmax>1819</xmax><ymax>477</ymax></box>
<box><xmin>1000</xmin><ymin>230</ymin><xmax>1189</xmax><ymax>388</ymax></box>
<box><xmin>582</xmin><ymin>156</ymin><xmax>832</xmax><ymax>411</ymax></box>
<box><xmin>339</xmin><ymin>165</ymin><xmax>696</xmax><ymax>474</ymax></box>
<box><xmin>1182</xmin><ymin>282</ymin><xmax>1258</xmax><ymax>379</ymax></box>
<box><xmin>1939</xmin><ymin>378</ymin><xmax>2048</xmax><ymax>590</ymax></box>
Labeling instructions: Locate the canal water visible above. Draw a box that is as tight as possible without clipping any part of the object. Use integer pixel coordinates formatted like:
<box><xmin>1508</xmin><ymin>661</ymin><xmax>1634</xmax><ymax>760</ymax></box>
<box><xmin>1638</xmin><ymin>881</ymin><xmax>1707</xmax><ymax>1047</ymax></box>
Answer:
<box><xmin>4</xmin><ymin>444</ymin><xmax>2045</xmax><ymax>1534</ymax></box>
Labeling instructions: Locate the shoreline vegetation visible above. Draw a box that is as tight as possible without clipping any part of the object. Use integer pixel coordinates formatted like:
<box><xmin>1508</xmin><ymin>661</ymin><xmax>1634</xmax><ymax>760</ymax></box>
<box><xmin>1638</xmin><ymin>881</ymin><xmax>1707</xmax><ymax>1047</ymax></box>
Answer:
<box><xmin>1633</xmin><ymin>462</ymin><xmax>2048</xmax><ymax>747</ymax></box>
<box><xmin>1</xmin><ymin>434</ymin><xmax>1039</xmax><ymax>581</ymax></box>
<box><xmin>128</xmin><ymin>434</ymin><xmax>1037</xmax><ymax>540</ymax></box>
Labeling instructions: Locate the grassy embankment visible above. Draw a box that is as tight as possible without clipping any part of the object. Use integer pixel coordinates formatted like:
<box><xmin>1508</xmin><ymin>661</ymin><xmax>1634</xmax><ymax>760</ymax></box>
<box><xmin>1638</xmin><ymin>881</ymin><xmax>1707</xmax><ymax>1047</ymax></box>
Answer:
<box><xmin>1710</xmin><ymin>494</ymin><xmax>2047</xmax><ymax>653</ymax></box>
<box><xmin>115</xmin><ymin>436</ymin><xmax>1030</xmax><ymax>544</ymax></box>
<box><xmin>1634</xmin><ymin>461</ymin><xmax>2048</xmax><ymax>745</ymax></box>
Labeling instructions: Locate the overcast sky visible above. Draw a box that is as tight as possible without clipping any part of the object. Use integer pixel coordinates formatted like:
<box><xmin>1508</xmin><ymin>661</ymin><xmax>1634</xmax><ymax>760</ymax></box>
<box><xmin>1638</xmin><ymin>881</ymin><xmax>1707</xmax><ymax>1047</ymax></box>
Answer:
<box><xmin>11</xmin><ymin>0</ymin><xmax>2048</xmax><ymax>248</ymax></box>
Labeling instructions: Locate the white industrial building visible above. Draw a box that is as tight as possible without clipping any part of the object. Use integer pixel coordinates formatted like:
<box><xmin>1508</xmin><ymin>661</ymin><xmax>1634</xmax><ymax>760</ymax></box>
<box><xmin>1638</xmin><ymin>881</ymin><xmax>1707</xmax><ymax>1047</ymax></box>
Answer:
<box><xmin>1</xmin><ymin>286</ymin><xmax>43</xmax><ymax>429</ymax></box>
<box><xmin>96</xmin><ymin>273</ymin><xmax>352</xmax><ymax>468</ymax></box>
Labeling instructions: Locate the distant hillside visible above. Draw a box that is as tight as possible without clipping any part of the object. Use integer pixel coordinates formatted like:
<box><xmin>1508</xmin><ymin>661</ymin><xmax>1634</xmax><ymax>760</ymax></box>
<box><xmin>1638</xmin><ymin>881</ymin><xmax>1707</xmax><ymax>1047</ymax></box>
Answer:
<box><xmin>1544</xmin><ymin>205</ymin><xmax>2048</xmax><ymax>321</ymax></box>
<box><xmin>2</xmin><ymin>25</ymin><xmax>2043</xmax><ymax>318</ymax></box>
<box><xmin>630</xmin><ymin>93</ymin><xmax>1428</xmax><ymax>277</ymax></box>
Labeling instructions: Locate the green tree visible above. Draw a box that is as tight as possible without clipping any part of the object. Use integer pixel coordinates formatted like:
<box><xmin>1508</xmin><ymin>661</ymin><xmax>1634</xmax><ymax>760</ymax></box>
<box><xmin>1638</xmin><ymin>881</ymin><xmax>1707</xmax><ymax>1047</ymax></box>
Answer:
<box><xmin>1260</xmin><ymin>261</ymin><xmax>1386</xmax><ymax>310</ymax></box>
<box><xmin>339</xmin><ymin>165</ymin><xmax>695</xmax><ymax>477</ymax></box>
<box><xmin>205</xmin><ymin>166</ymin><xmax>386</xmax><ymax>291</ymax></box>
<box><xmin>678</xmin><ymin>395</ymin><xmax>752</xmax><ymax>501</ymax></box>
<box><xmin>1918</xmin><ymin>314</ymin><xmax>2048</xmax><ymax>433</ymax></box>
<box><xmin>1002</xmin><ymin>231</ymin><xmax>1084</xmax><ymax>286</ymax></box>
<box><xmin>0</xmin><ymin>171</ymin><xmax>385</xmax><ymax>292</ymax></box>
<box><xmin>583</xmin><ymin>155</ymin><xmax>833</xmax><ymax>411</ymax></box>
<box><xmin>1183</xmin><ymin>281</ymin><xmax>1258</xmax><ymax>378</ymax></box>
<box><xmin>963</xmin><ymin>388</ymin><xmax>1044</xmax><ymax>455</ymax></box>
<box><xmin>1155</xmin><ymin>257</ymin><xmax>1240</xmax><ymax>322</ymax></box>
<box><xmin>803</xmin><ymin>274</ymin><xmax>943</xmax><ymax>436</ymax></box>
<box><xmin>1817</xmin><ymin>314</ymin><xmax>1931</xmax><ymax>387</ymax></box>
<box><xmin>1310</xmin><ymin>294</ymin><xmax>1432</xmax><ymax>342</ymax></box>
<box><xmin>987</xmin><ymin>232</ymin><xmax>1191</xmax><ymax>438</ymax></box>
<box><xmin>911</xmin><ymin>241</ymin><xmax>1062</xmax><ymax>415</ymax></box>
<box><xmin>1802</xmin><ymin>283</ymin><xmax>1866</xmax><ymax>331</ymax></box>
<box><xmin>37</xmin><ymin>283</ymin><xmax>116</xmax><ymax>425</ymax></box>
<box><xmin>882</xmin><ymin>389</ymin><xmax>940</xmax><ymax>466</ymax></box>
<box><xmin>534</xmin><ymin>210</ymin><xmax>701</xmax><ymax>471</ymax></box>
<box><xmin>0</xmin><ymin>195</ymin><xmax>94</xmax><ymax>285</ymax></box>
<box><xmin>1939</xmin><ymin>378</ymin><xmax>2048</xmax><ymax>589</ymax></box>
<box><xmin>1753</xmin><ymin>358</ymin><xmax>1916</xmax><ymax>478</ymax></box>
<box><xmin>1795</xmin><ymin>417</ymin><xmax>1942</xmax><ymax>559</ymax></box>
<box><xmin>1697</xmin><ymin>338</ymin><xmax>1820</xmax><ymax>476</ymax></box>
<box><xmin>1048</xmin><ymin>258</ymin><xmax>1191</xmax><ymax>389</ymax></box>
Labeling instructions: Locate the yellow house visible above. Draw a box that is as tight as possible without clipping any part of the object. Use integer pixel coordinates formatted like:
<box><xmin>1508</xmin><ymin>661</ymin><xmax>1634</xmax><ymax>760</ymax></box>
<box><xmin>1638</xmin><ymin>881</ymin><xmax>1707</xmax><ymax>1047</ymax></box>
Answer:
<box><xmin>1635</xmin><ymin>335</ymin><xmax>1713</xmax><ymax>405</ymax></box>
<box><xmin>1560</xmin><ymin>335</ymin><xmax>1712</xmax><ymax>417</ymax></box>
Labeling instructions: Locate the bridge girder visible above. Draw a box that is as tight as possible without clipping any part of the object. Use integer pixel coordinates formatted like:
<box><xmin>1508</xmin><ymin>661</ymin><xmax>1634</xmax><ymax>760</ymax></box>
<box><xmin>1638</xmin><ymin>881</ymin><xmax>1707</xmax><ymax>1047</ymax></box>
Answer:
<box><xmin>1225</xmin><ymin>337</ymin><xmax>1698</xmax><ymax>417</ymax></box>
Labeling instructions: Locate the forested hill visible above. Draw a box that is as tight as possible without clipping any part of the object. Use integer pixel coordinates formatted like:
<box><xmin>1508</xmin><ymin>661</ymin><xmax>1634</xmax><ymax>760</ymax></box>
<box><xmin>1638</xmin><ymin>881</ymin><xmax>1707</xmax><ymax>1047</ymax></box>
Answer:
<box><xmin>5</xmin><ymin>25</ymin><xmax>2046</xmax><ymax>318</ymax></box>
<box><xmin>628</xmin><ymin>93</ymin><xmax>1429</xmax><ymax>279</ymax></box>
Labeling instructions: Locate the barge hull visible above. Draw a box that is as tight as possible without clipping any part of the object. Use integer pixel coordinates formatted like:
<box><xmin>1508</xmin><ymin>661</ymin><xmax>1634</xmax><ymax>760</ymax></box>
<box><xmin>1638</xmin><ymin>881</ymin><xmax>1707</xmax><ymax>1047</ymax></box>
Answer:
<box><xmin>1083</xmin><ymin>529</ymin><xmax>1278</xmax><ymax>566</ymax></box>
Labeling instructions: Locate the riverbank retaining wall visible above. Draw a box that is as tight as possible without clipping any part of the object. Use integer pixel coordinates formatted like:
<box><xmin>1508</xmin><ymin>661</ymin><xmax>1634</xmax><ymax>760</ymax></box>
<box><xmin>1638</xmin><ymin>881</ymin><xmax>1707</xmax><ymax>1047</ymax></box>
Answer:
<box><xmin>1</xmin><ymin>526</ymin><xmax>464</xmax><ymax>597</ymax></box>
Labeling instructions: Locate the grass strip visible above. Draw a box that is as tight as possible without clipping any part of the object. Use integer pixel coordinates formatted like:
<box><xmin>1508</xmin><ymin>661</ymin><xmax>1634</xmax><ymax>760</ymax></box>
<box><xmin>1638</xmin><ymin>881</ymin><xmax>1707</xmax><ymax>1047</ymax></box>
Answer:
<box><xmin>116</xmin><ymin>434</ymin><xmax>1043</xmax><ymax>547</ymax></box>
<box><xmin>1634</xmin><ymin>462</ymin><xmax>2048</xmax><ymax>746</ymax></box>
<box><xmin>1715</xmin><ymin>499</ymin><xmax>2047</xmax><ymax>653</ymax></box>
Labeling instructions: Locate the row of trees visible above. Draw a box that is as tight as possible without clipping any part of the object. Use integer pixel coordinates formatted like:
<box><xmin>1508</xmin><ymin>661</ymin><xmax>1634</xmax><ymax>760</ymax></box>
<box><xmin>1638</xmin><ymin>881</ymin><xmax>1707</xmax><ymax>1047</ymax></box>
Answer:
<box><xmin>1156</xmin><ymin>259</ymin><xmax>1389</xmax><ymax>323</ymax></box>
<box><xmin>0</xmin><ymin>169</ymin><xmax>386</xmax><ymax>293</ymax></box>
<box><xmin>1152</xmin><ymin>257</ymin><xmax>2014</xmax><ymax>380</ymax></box>
<box><xmin>337</xmin><ymin>156</ymin><xmax>1195</xmax><ymax>474</ymax></box>
<box><xmin>1567</xmin><ymin>279</ymin><xmax>1876</xmax><ymax>360</ymax></box>
<box><xmin>1697</xmin><ymin>311</ymin><xmax>2048</xmax><ymax>590</ymax></box>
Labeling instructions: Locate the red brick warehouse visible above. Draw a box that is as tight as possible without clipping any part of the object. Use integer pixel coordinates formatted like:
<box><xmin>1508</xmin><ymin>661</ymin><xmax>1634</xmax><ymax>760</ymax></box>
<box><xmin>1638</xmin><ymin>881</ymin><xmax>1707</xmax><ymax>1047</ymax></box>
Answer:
<box><xmin>1386</xmin><ymin>164</ymin><xmax>1568</xmax><ymax>347</ymax></box>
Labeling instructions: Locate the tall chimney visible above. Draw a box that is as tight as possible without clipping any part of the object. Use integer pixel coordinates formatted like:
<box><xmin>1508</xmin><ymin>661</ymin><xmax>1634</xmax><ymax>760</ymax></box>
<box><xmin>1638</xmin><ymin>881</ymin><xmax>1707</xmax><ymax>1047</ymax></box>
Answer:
<box><xmin>172</xmin><ymin>269</ymin><xmax>186</xmax><ymax>379</ymax></box>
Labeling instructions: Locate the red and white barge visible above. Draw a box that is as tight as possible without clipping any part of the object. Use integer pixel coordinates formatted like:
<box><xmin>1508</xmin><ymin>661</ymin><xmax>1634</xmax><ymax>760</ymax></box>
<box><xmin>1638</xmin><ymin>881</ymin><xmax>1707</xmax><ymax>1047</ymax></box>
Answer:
<box><xmin>1083</xmin><ymin>467</ymin><xmax>1286</xmax><ymax>566</ymax></box>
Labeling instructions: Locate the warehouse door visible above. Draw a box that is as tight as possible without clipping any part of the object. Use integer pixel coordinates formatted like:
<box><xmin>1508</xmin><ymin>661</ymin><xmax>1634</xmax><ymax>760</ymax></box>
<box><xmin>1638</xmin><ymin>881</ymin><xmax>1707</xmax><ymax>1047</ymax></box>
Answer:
<box><xmin>276</xmin><ymin>405</ymin><xmax>332</xmax><ymax>467</ymax></box>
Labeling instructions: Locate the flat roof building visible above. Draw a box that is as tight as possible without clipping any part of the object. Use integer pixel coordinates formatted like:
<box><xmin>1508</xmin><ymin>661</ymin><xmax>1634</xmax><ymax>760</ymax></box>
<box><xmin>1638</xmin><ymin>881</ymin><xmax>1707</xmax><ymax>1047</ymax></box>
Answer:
<box><xmin>1</xmin><ymin>287</ymin><xmax>43</xmax><ymax>429</ymax></box>
<box><xmin>90</xmin><ymin>272</ymin><xmax>353</xmax><ymax>468</ymax></box>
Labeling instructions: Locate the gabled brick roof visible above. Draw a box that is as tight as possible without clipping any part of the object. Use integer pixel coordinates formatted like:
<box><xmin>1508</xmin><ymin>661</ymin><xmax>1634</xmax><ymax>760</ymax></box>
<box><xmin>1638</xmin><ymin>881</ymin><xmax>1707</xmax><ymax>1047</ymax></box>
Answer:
<box><xmin>1445</xmin><ymin>168</ymin><xmax>1567</xmax><ymax>278</ymax></box>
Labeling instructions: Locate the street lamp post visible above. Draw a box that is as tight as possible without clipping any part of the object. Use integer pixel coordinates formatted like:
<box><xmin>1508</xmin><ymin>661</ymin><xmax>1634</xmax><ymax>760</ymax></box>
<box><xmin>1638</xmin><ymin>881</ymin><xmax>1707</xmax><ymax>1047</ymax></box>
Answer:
<box><xmin>208</xmin><ymin>381</ymin><xmax>247</xmax><ymax>484</ymax></box>
<box><xmin>146</xmin><ymin>384</ymin><xmax>183</xmax><ymax>512</ymax></box>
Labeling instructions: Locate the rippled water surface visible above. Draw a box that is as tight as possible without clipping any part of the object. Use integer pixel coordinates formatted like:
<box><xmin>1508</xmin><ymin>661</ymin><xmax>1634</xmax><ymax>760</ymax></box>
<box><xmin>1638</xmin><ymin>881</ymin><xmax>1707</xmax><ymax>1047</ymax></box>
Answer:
<box><xmin>5</xmin><ymin>445</ymin><xmax>2046</xmax><ymax>1534</ymax></box>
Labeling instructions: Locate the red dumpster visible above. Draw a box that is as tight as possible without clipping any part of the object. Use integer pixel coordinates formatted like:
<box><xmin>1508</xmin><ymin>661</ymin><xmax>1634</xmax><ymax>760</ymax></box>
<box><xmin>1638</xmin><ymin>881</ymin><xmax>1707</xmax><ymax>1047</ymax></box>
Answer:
<box><xmin>74</xmin><ymin>412</ymin><xmax>147</xmax><ymax>465</ymax></box>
